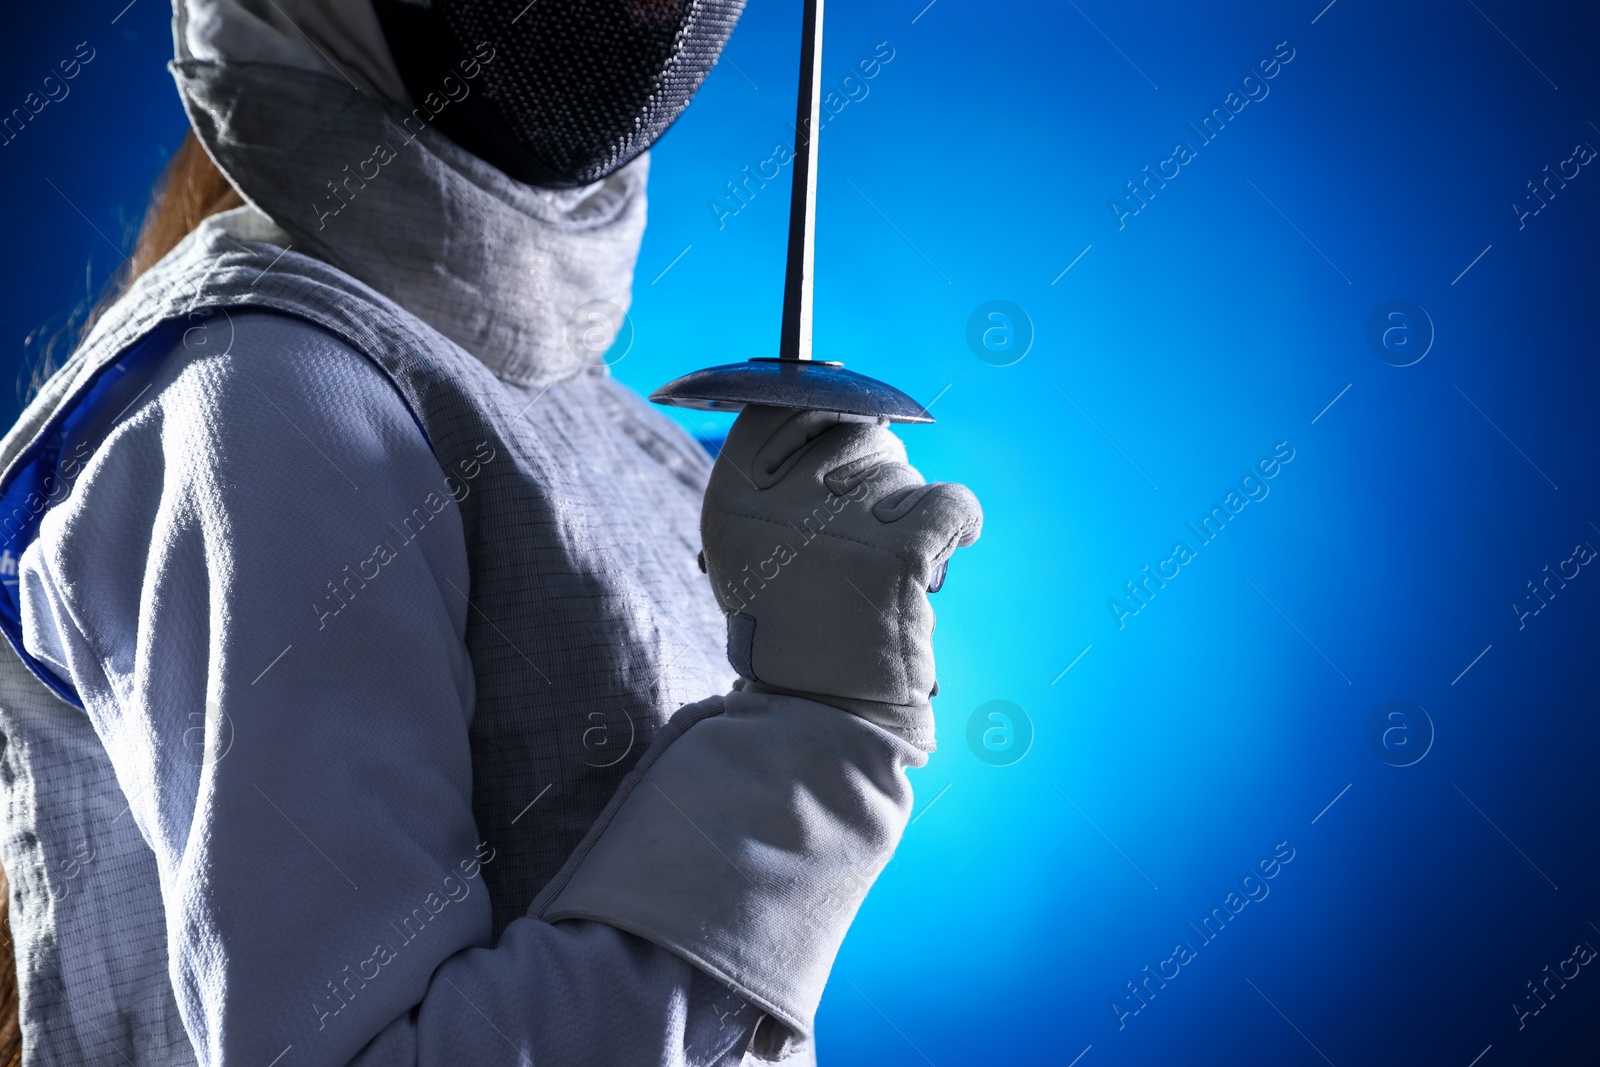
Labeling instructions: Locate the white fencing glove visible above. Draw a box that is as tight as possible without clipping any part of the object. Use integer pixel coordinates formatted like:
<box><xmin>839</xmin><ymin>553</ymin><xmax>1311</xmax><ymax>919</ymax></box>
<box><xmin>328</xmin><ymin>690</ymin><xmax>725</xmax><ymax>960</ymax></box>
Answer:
<box><xmin>700</xmin><ymin>405</ymin><xmax>982</xmax><ymax>750</ymax></box>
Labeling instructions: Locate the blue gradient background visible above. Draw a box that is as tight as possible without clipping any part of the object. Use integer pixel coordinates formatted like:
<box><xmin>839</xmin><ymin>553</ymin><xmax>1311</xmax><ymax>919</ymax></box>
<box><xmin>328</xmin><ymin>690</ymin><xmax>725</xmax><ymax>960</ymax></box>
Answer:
<box><xmin>5</xmin><ymin>1</ymin><xmax>1600</xmax><ymax>1064</ymax></box>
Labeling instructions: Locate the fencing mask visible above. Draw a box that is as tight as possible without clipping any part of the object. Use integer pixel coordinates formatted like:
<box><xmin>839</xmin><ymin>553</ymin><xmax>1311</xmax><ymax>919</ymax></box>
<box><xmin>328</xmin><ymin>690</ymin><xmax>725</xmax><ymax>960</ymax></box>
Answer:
<box><xmin>373</xmin><ymin>0</ymin><xmax>746</xmax><ymax>188</ymax></box>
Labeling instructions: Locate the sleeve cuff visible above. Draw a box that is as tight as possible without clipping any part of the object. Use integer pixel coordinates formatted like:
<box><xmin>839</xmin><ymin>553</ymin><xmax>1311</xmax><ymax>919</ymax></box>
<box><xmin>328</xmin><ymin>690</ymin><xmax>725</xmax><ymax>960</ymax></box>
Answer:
<box><xmin>530</xmin><ymin>689</ymin><xmax>926</xmax><ymax>1050</ymax></box>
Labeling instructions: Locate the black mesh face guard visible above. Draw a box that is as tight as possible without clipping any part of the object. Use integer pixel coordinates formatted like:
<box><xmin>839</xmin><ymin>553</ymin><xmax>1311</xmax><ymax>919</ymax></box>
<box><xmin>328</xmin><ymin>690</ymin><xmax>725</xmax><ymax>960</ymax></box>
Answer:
<box><xmin>375</xmin><ymin>0</ymin><xmax>746</xmax><ymax>188</ymax></box>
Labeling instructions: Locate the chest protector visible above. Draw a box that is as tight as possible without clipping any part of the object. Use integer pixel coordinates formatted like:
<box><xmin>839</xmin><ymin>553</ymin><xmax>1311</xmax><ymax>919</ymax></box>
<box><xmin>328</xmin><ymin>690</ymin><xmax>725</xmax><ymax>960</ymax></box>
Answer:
<box><xmin>0</xmin><ymin>218</ymin><xmax>731</xmax><ymax>1063</ymax></box>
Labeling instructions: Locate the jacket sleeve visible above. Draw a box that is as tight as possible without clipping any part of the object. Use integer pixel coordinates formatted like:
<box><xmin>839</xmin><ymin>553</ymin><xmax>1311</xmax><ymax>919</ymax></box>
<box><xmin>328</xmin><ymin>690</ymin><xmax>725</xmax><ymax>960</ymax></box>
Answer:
<box><xmin>17</xmin><ymin>310</ymin><xmax>761</xmax><ymax>1067</ymax></box>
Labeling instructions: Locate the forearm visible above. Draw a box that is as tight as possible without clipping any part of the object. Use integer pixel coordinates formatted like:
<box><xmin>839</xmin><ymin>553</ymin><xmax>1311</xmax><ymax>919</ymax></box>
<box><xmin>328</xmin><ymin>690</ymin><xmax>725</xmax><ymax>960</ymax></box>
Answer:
<box><xmin>342</xmin><ymin>920</ymin><xmax>756</xmax><ymax>1067</ymax></box>
<box><xmin>535</xmin><ymin>689</ymin><xmax>925</xmax><ymax>1058</ymax></box>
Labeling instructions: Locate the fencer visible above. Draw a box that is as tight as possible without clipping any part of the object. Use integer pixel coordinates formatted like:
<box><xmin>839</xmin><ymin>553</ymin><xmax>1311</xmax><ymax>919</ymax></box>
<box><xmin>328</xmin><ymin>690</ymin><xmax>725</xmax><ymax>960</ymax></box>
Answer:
<box><xmin>0</xmin><ymin>2</ymin><xmax>981</xmax><ymax>1064</ymax></box>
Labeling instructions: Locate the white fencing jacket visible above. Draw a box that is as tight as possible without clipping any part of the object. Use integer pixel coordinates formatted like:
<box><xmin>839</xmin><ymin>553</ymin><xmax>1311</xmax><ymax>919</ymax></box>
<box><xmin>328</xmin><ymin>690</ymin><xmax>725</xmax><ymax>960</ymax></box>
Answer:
<box><xmin>0</xmin><ymin>2</ymin><xmax>928</xmax><ymax>1064</ymax></box>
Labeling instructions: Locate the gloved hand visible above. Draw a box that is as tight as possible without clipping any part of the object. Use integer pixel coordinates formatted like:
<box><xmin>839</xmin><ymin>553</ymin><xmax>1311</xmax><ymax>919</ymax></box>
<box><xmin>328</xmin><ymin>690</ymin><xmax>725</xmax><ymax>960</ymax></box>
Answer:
<box><xmin>700</xmin><ymin>405</ymin><xmax>982</xmax><ymax>750</ymax></box>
